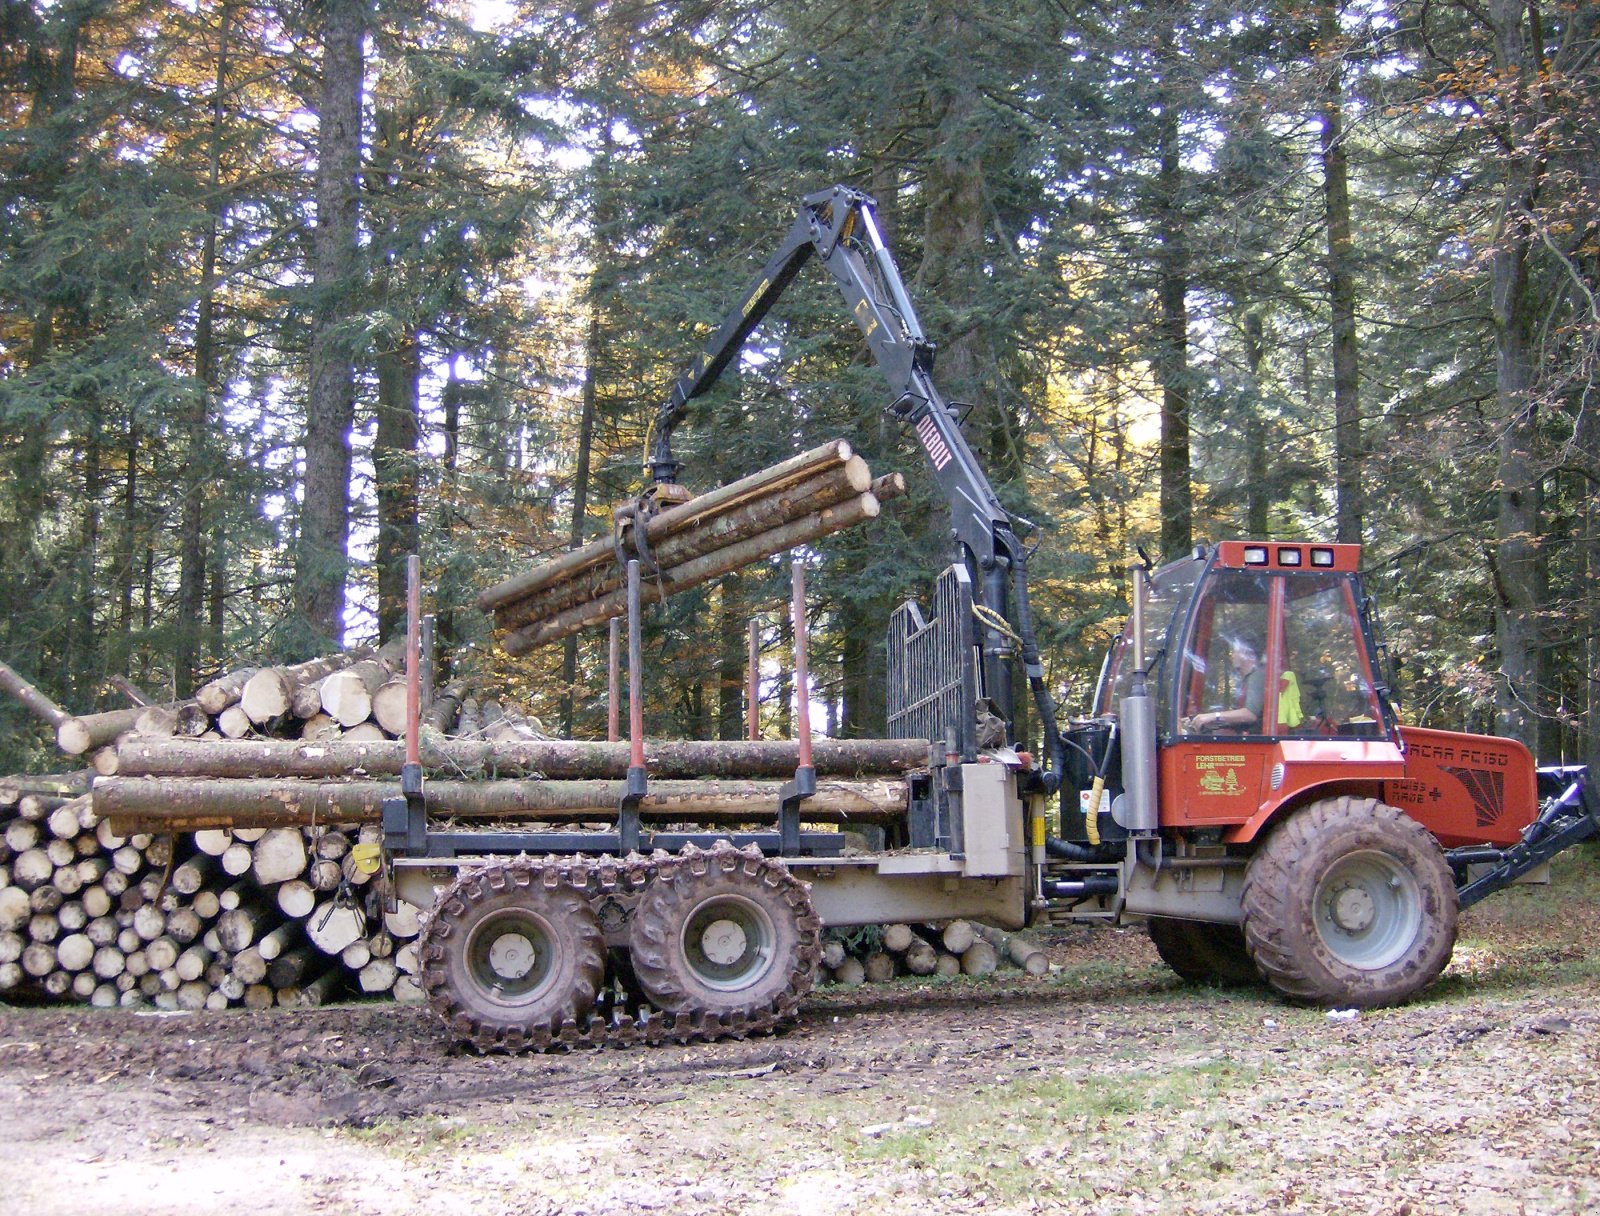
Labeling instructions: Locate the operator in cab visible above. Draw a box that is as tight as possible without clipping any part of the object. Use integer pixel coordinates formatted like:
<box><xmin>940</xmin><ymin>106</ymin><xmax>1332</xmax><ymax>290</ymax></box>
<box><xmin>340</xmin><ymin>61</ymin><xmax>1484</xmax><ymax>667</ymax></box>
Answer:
<box><xmin>1182</xmin><ymin>635</ymin><xmax>1264</xmax><ymax>734</ymax></box>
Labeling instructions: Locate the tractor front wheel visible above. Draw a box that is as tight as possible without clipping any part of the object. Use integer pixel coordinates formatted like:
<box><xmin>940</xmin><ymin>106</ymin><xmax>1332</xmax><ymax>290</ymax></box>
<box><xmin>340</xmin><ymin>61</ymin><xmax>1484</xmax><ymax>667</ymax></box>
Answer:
<box><xmin>1242</xmin><ymin>796</ymin><xmax>1457</xmax><ymax>1008</ymax></box>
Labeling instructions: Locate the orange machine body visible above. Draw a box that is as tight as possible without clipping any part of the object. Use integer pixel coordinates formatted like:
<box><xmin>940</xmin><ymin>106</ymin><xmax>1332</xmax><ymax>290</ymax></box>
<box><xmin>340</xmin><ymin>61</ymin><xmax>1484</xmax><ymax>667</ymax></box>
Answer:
<box><xmin>1108</xmin><ymin>541</ymin><xmax>1542</xmax><ymax>850</ymax></box>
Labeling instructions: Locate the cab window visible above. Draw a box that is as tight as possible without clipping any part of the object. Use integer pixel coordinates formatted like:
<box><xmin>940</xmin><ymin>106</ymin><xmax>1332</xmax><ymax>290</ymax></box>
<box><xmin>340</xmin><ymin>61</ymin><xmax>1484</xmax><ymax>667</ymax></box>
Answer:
<box><xmin>1281</xmin><ymin>573</ymin><xmax>1384</xmax><ymax>736</ymax></box>
<box><xmin>1175</xmin><ymin>569</ymin><xmax>1273</xmax><ymax>735</ymax></box>
<box><xmin>1092</xmin><ymin>557</ymin><xmax>1202</xmax><ymax>719</ymax></box>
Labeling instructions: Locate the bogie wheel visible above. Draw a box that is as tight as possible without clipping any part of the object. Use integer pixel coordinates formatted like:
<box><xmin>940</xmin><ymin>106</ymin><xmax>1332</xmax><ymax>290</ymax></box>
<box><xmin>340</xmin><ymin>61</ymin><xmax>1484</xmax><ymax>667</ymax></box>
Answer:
<box><xmin>1242</xmin><ymin>797</ymin><xmax>1457</xmax><ymax>1008</ymax></box>
<box><xmin>420</xmin><ymin>862</ymin><xmax>605</xmax><ymax>1051</ymax></box>
<box><xmin>630</xmin><ymin>843</ymin><xmax>820</xmax><ymax>1023</ymax></box>
<box><xmin>1148</xmin><ymin>918</ymin><xmax>1260</xmax><ymax>985</ymax></box>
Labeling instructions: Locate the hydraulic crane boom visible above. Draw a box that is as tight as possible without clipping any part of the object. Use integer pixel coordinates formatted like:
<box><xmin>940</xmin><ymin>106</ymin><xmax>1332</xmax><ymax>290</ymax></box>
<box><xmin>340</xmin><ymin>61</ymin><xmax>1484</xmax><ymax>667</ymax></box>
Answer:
<box><xmin>645</xmin><ymin>185</ymin><xmax>1058</xmax><ymax>766</ymax></box>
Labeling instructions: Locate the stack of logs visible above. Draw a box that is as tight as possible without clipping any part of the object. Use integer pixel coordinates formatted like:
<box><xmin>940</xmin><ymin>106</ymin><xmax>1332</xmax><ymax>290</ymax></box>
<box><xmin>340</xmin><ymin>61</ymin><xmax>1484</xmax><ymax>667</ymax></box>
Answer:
<box><xmin>0</xmin><ymin>772</ymin><xmax>426</xmax><ymax>1008</ymax></box>
<box><xmin>55</xmin><ymin>641</ymin><xmax>549</xmax><ymax>770</ymax></box>
<box><xmin>819</xmin><ymin>920</ymin><xmax>1051</xmax><ymax>987</ymax></box>
<box><xmin>478</xmin><ymin>439</ymin><xmax>907</xmax><ymax>655</ymax></box>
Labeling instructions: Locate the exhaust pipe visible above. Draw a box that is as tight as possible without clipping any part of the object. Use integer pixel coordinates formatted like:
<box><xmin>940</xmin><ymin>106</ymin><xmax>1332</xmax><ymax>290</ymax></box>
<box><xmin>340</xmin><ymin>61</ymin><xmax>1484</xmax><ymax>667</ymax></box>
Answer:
<box><xmin>1118</xmin><ymin>562</ymin><xmax>1159</xmax><ymax>834</ymax></box>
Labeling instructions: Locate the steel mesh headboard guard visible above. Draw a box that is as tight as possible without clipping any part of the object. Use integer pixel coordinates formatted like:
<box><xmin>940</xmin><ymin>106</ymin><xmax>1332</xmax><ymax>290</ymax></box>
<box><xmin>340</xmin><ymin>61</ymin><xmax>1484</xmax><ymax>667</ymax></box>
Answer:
<box><xmin>886</xmin><ymin>564</ymin><xmax>979</xmax><ymax>760</ymax></box>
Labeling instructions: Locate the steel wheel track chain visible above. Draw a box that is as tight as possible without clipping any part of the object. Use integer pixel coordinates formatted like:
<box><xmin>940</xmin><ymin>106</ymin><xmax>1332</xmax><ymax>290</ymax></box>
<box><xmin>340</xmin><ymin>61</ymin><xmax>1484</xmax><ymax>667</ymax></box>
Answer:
<box><xmin>418</xmin><ymin>842</ymin><xmax>820</xmax><ymax>1053</ymax></box>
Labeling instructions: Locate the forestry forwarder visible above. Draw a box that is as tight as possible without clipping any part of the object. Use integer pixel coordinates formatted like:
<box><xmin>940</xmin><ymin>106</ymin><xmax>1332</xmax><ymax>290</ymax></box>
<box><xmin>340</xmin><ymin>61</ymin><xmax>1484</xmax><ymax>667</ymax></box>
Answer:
<box><xmin>390</xmin><ymin>186</ymin><xmax>1600</xmax><ymax>1052</ymax></box>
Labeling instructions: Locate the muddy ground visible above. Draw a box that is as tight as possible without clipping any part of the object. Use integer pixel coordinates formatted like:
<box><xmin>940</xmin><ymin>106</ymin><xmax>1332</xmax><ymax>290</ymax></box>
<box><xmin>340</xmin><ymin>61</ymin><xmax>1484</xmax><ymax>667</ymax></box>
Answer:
<box><xmin>3</xmin><ymin>848</ymin><xmax>1598</xmax><ymax>1216</ymax></box>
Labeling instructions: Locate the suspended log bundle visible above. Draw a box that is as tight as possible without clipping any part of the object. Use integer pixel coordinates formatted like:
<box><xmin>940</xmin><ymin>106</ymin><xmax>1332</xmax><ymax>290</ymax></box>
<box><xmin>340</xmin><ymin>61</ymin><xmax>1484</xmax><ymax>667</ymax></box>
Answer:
<box><xmin>478</xmin><ymin>439</ymin><xmax>907</xmax><ymax>654</ymax></box>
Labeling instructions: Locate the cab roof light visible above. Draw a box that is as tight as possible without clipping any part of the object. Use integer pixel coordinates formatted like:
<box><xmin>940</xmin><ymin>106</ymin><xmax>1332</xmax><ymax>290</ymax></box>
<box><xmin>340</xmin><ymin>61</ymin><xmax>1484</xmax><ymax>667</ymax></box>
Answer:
<box><xmin>1277</xmin><ymin>547</ymin><xmax>1303</xmax><ymax>566</ymax></box>
<box><xmin>1243</xmin><ymin>545</ymin><xmax>1269</xmax><ymax>565</ymax></box>
<box><xmin>1310</xmin><ymin>547</ymin><xmax>1336</xmax><ymax>567</ymax></box>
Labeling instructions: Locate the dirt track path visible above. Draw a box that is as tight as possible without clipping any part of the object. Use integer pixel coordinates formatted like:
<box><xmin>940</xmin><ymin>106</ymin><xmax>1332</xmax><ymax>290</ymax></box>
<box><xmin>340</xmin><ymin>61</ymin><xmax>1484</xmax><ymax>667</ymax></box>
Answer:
<box><xmin>4</xmin><ymin>857</ymin><xmax>1599</xmax><ymax>1215</ymax></box>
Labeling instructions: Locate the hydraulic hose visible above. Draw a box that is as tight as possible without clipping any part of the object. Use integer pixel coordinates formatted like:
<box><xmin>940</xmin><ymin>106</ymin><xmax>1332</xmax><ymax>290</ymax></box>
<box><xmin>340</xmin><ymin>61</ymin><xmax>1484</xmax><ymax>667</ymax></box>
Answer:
<box><xmin>1008</xmin><ymin>549</ymin><xmax>1062</xmax><ymax>795</ymax></box>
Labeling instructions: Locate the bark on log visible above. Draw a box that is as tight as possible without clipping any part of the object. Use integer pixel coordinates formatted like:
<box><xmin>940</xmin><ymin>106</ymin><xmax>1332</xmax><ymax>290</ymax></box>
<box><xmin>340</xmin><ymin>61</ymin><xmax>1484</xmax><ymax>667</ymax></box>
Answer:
<box><xmin>0</xmin><ymin>658</ymin><xmax>70</xmax><ymax>727</ymax></box>
<box><xmin>504</xmin><ymin>487</ymin><xmax>901</xmax><ymax>654</ymax></box>
<box><xmin>98</xmin><ymin>774</ymin><xmax>909</xmax><ymax>833</ymax></box>
<box><xmin>111</xmin><ymin>735</ymin><xmax>929</xmax><ymax>780</ymax></box>
<box><xmin>478</xmin><ymin>439</ymin><xmax>856</xmax><ymax>611</ymax></box>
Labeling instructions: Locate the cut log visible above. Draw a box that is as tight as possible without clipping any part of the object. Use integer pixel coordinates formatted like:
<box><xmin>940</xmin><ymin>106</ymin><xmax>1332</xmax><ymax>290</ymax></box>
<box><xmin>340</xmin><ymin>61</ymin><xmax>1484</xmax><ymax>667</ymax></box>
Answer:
<box><xmin>216</xmin><ymin>705</ymin><xmax>254</xmax><ymax>739</ymax></box>
<box><xmin>358</xmin><ymin>957</ymin><xmax>397</xmax><ymax>993</ymax></box>
<box><xmin>243</xmin><ymin>983</ymin><xmax>275</xmax><ymax>1011</ymax></box>
<box><xmin>250</xmin><ymin>828</ymin><xmax>307</xmax><ymax>885</ymax></box>
<box><xmin>904</xmin><ymin>940</ymin><xmax>939</xmax><ymax>976</ymax></box>
<box><xmin>171</xmin><ymin>853</ymin><xmax>218</xmax><ymax>895</ymax></box>
<box><xmin>196</xmin><ymin>666</ymin><xmax>262</xmax><ymax>716</ymax></box>
<box><xmin>276</xmin><ymin>880</ymin><xmax>317</xmax><ymax>918</ymax></box>
<box><xmin>220</xmin><ymin>841</ymin><xmax>253</xmax><ymax>877</ymax></box>
<box><xmin>308</xmin><ymin>859</ymin><xmax>342</xmax><ymax>892</ymax></box>
<box><xmin>109</xmin><ymin>735</ymin><xmax>930</xmax><ymax>781</ymax></box>
<box><xmin>59</xmin><ymin>702</ymin><xmax>193</xmax><ymax>755</ymax></box>
<box><xmin>370</xmin><ymin>679</ymin><xmax>410</xmax><ymax>736</ymax></box>
<box><xmin>299</xmin><ymin>713</ymin><xmax>341</xmax><ymax>742</ymax></box>
<box><xmin>341</xmin><ymin>722</ymin><xmax>386</xmax><ymax>743</ymax></box>
<box><xmin>4</xmin><ymin>820</ymin><xmax>39</xmax><ymax>853</ymax></box>
<box><xmin>98</xmin><ymin>774</ymin><xmax>910</xmax><ymax>833</ymax></box>
<box><xmin>480</xmin><ymin>439</ymin><xmax>857</xmax><ymax>612</ymax></box>
<box><xmin>216</xmin><ymin>904</ymin><xmax>272</xmax><ymax>952</ymax></box>
<box><xmin>340</xmin><ymin>939</ymin><xmax>371</xmax><ymax>970</ymax></box>
<box><xmin>320</xmin><ymin>659</ymin><xmax>390</xmax><ymax>728</ymax></box>
<box><xmin>191</xmin><ymin>890</ymin><xmax>220</xmax><ymax>920</ymax></box>
<box><xmin>145</xmin><ymin>936</ymin><xmax>179</xmax><ymax>972</ymax></box>
<box><xmin>422</xmin><ymin>686</ymin><xmax>462</xmax><ymax>734</ymax></box>
<box><xmin>934</xmin><ymin>952</ymin><xmax>962</xmax><ymax>978</ymax></box>
<box><xmin>831</xmin><ymin>957</ymin><xmax>864</xmax><ymax>987</ymax></box>
<box><xmin>56</xmin><ymin>932</ymin><xmax>94</xmax><ymax>972</ymax></box>
<box><xmin>257</xmin><ymin>921</ymin><xmax>303</xmax><ymax>962</ymax></box>
<box><xmin>863</xmin><ymin>951</ymin><xmax>897</xmax><ymax>983</ymax></box>
<box><xmin>0</xmin><ymin>658</ymin><xmax>70</xmax><ymax>726</ymax></box>
<box><xmin>57</xmin><ymin>900</ymin><xmax>87</xmax><ymax>931</ymax></box>
<box><xmin>293</xmin><ymin>968</ymin><xmax>346</xmax><ymax>1007</ymax></box>
<box><xmin>393</xmin><ymin>975</ymin><xmax>424</xmax><ymax>1004</ymax></box>
<box><xmin>306</xmin><ymin>904</ymin><xmax>365</xmax><ymax>955</ymax></box>
<box><xmin>166</xmin><ymin>907</ymin><xmax>203</xmax><ymax>944</ymax></box>
<box><xmin>960</xmin><ymin>939</ymin><xmax>998</xmax><ymax>977</ymax></box>
<box><xmin>13</xmin><ymin>849</ymin><xmax>54</xmax><ymax>890</ymax></box>
<box><xmin>231</xmin><ymin>946</ymin><xmax>267</xmax><ymax>985</ymax></box>
<box><xmin>192</xmin><ymin>829</ymin><xmax>231</xmax><ymax>857</ymax></box>
<box><xmin>291</xmin><ymin>684</ymin><xmax>323</xmax><ymax>720</ymax></box>
<box><xmin>941</xmin><ymin>919</ymin><xmax>976</xmax><ymax>955</ymax></box>
<box><xmin>132</xmin><ymin>905</ymin><xmax>166</xmax><ymax>942</ymax></box>
<box><xmin>28</xmin><ymin>911</ymin><xmax>60</xmax><ymax>942</ymax></box>
<box><xmin>175</xmin><ymin>944</ymin><xmax>211</xmax><ymax>982</ymax></box>
<box><xmin>881</xmin><ymin>923</ymin><xmax>915</xmax><ymax>953</ymax></box>
<box><xmin>383</xmin><ymin>900</ymin><xmax>421</xmax><ymax>939</ymax></box>
<box><xmin>972</xmin><ymin>923</ymin><xmax>1050</xmax><ymax>976</ymax></box>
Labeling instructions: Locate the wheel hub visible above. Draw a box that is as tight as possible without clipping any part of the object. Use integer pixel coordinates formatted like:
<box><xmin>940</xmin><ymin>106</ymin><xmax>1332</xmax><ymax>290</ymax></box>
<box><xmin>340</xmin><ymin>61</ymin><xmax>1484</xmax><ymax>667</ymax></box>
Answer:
<box><xmin>1312</xmin><ymin>849</ymin><xmax>1422</xmax><ymax>970</ymax></box>
<box><xmin>1329</xmin><ymin>885</ymin><xmax>1377</xmax><ymax>933</ymax></box>
<box><xmin>487</xmin><ymin>932</ymin><xmax>538</xmax><ymax>981</ymax></box>
<box><xmin>700</xmin><ymin>918</ymin><xmax>749</xmax><ymax>966</ymax></box>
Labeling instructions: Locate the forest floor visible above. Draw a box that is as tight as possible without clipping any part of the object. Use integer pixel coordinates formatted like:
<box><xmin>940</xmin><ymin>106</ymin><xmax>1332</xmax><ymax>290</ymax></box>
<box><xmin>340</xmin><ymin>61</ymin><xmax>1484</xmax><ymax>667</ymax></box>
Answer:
<box><xmin>2</xmin><ymin>845</ymin><xmax>1598</xmax><ymax>1216</ymax></box>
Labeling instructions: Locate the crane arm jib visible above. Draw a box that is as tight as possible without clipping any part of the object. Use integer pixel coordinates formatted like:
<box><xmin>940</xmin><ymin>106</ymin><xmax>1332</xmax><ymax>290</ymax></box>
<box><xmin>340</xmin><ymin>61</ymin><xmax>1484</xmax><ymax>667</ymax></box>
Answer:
<box><xmin>647</xmin><ymin>184</ymin><xmax>1016</xmax><ymax>569</ymax></box>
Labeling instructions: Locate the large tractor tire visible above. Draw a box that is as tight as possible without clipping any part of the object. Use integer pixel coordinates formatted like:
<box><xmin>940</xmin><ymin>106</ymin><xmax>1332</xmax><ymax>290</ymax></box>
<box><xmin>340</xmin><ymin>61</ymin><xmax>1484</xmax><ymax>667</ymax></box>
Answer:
<box><xmin>630</xmin><ymin>842</ymin><xmax>819</xmax><ymax>1020</ymax></box>
<box><xmin>1242</xmin><ymin>796</ymin><xmax>1457</xmax><ymax>1008</ymax></box>
<box><xmin>419</xmin><ymin>860</ymin><xmax>606</xmax><ymax>1051</ymax></box>
<box><xmin>1148</xmin><ymin>918</ymin><xmax>1260</xmax><ymax>985</ymax></box>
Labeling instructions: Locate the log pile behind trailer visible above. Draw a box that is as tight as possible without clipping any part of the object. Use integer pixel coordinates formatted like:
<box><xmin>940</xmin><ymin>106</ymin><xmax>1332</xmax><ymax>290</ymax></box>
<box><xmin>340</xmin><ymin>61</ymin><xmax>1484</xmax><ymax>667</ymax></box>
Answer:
<box><xmin>477</xmin><ymin>439</ymin><xmax>907</xmax><ymax>654</ymax></box>
<box><xmin>815</xmin><ymin>920</ymin><xmax>1053</xmax><ymax>986</ymax></box>
<box><xmin>0</xmin><ymin>773</ymin><xmax>428</xmax><ymax>1007</ymax></box>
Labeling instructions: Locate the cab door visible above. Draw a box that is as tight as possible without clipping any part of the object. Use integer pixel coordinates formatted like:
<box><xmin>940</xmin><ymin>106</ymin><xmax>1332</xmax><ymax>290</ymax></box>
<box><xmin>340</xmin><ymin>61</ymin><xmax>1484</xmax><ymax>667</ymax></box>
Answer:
<box><xmin>1161</xmin><ymin>565</ymin><xmax>1278</xmax><ymax>825</ymax></box>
